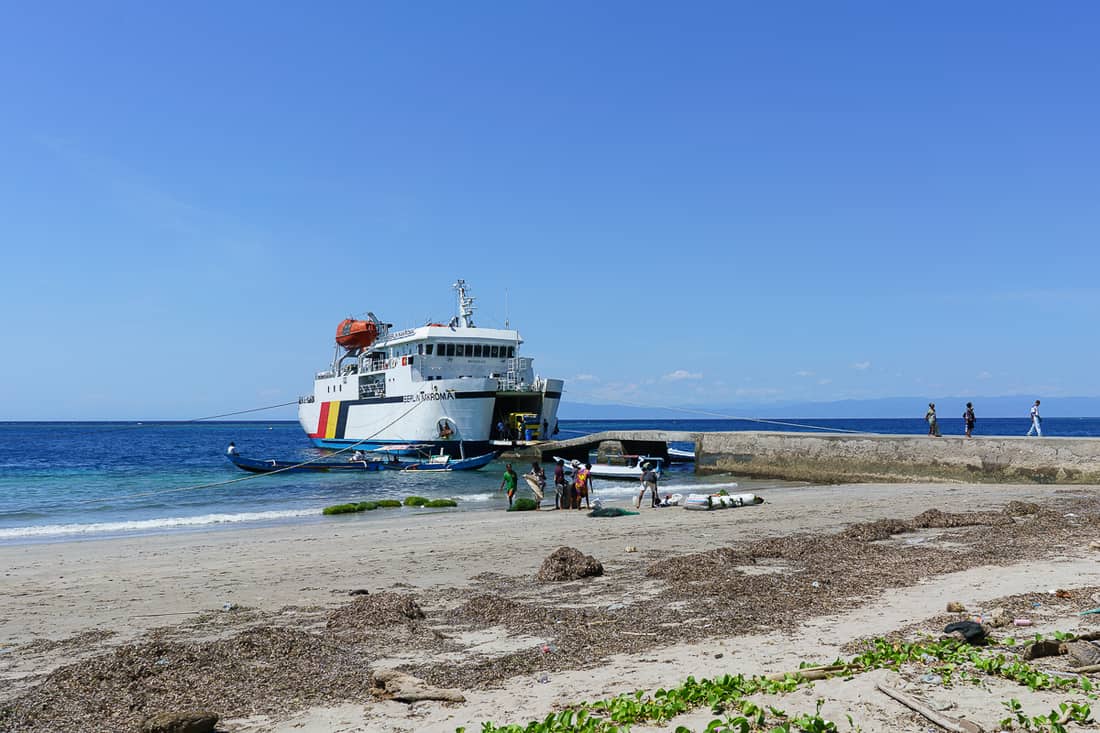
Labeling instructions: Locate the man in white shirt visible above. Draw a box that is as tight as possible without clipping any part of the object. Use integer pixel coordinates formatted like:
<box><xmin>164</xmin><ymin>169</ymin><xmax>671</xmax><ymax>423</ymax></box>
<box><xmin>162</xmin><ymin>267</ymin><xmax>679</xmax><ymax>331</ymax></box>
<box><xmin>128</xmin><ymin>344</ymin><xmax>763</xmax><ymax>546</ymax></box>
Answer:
<box><xmin>1026</xmin><ymin>400</ymin><xmax>1042</xmax><ymax>437</ymax></box>
<box><xmin>227</xmin><ymin>442</ymin><xmax>239</xmax><ymax>455</ymax></box>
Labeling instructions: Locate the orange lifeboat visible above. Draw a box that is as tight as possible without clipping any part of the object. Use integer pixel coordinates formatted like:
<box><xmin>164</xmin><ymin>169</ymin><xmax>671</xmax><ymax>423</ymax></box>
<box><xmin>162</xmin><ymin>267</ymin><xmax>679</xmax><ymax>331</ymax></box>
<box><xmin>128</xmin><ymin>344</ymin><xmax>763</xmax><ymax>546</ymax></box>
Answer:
<box><xmin>335</xmin><ymin>319</ymin><xmax>378</xmax><ymax>350</ymax></box>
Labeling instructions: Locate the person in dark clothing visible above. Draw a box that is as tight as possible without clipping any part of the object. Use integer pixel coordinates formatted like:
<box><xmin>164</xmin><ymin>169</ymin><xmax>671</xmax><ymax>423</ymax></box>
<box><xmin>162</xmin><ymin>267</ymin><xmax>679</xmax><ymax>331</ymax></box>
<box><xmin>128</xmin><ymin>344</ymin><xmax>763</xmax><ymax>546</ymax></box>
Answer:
<box><xmin>963</xmin><ymin>402</ymin><xmax>976</xmax><ymax>438</ymax></box>
<box><xmin>553</xmin><ymin>459</ymin><xmax>567</xmax><ymax>509</ymax></box>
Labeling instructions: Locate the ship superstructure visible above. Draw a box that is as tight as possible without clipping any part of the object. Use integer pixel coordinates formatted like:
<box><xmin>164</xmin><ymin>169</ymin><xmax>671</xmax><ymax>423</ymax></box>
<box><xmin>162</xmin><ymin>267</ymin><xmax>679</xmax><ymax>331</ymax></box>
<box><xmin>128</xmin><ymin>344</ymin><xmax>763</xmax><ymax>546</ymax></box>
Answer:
<box><xmin>298</xmin><ymin>280</ymin><xmax>563</xmax><ymax>455</ymax></box>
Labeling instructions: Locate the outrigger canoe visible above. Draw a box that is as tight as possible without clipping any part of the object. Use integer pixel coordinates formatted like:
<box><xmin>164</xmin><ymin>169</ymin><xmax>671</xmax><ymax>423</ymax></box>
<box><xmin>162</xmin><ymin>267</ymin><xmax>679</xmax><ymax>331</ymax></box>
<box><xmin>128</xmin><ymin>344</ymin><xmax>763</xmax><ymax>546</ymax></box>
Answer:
<box><xmin>227</xmin><ymin>454</ymin><xmax>390</xmax><ymax>474</ymax></box>
<box><xmin>227</xmin><ymin>450</ymin><xmax>497</xmax><ymax>474</ymax></box>
<box><xmin>395</xmin><ymin>451</ymin><xmax>497</xmax><ymax>472</ymax></box>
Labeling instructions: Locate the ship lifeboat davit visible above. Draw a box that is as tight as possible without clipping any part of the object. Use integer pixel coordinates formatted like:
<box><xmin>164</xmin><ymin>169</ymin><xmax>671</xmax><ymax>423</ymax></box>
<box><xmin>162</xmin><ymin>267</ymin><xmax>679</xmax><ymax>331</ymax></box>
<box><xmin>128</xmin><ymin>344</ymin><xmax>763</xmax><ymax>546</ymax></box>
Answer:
<box><xmin>335</xmin><ymin>318</ymin><xmax>378</xmax><ymax>350</ymax></box>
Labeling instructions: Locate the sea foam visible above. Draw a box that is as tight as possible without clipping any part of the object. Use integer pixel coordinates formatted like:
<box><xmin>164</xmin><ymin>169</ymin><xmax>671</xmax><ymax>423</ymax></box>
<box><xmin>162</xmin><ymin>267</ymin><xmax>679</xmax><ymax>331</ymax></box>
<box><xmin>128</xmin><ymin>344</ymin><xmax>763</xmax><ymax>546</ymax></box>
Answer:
<box><xmin>0</xmin><ymin>508</ymin><xmax>321</xmax><ymax>540</ymax></box>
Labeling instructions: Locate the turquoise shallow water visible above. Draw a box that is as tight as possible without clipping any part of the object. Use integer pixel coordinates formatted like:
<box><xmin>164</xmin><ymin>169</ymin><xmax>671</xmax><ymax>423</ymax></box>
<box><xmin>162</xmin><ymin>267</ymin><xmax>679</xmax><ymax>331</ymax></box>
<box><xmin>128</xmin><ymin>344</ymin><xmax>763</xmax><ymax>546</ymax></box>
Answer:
<box><xmin>0</xmin><ymin>421</ymin><xmax>724</xmax><ymax>544</ymax></box>
<box><xmin>2</xmin><ymin>417</ymin><xmax>1096</xmax><ymax>545</ymax></box>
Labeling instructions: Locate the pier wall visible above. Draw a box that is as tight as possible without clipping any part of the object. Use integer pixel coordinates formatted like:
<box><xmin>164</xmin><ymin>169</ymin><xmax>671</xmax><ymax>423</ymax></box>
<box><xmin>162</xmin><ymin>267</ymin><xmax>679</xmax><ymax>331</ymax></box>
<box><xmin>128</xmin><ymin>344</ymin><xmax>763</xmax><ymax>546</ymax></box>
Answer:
<box><xmin>696</xmin><ymin>432</ymin><xmax>1100</xmax><ymax>484</ymax></box>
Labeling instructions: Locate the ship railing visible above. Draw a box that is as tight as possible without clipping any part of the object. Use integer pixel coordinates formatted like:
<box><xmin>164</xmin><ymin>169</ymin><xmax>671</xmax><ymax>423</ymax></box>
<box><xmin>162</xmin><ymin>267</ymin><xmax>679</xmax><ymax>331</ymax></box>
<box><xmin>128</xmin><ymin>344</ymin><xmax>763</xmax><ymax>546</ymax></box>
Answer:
<box><xmin>299</xmin><ymin>395</ymin><xmax>315</xmax><ymax>404</ymax></box>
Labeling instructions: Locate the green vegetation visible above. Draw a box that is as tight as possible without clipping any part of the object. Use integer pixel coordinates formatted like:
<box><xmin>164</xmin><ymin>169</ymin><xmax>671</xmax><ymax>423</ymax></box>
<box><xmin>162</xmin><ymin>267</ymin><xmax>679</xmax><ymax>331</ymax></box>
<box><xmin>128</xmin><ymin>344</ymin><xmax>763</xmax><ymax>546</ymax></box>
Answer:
<box><xmin>507</xmin><ymin>497</ymin><xmax>538</xmax><ymax>512</ymax></box>
<box><xmin>424</xmin><ymin>498</ymin><xmax>458</xmax><ymax>508</ymax></box>
<box><xmin>321</xmin><ymin>503</ymin><xmax>361</xmax><ymax>515</ymax></box>
<box><xmin>459</xmin><ymin>634</ymin><xmax>1097</xmax><ymax>733</ymax></box>
<box><xmin>321</xmin><ymin>500</ymin><xmax>392</xmax><ymax>515</ymax></box>
<box><xmin>375</xmin><ymin>499</ymin><xmax>402</xmax><ymax>508</ymax></box>
<box><xmin>404</xmin><ymin>495</ymin><xmax>431</xmax><ymax>507</ymax></box>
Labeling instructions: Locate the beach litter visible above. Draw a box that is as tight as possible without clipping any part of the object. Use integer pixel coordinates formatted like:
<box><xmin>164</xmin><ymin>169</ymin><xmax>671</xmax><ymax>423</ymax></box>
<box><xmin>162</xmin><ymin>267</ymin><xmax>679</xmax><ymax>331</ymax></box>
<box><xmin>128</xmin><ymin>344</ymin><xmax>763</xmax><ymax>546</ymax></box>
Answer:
<box><xmin>942</xmin><ymin>620</ymin><xmax>986</xmax><ymax>644</ymax></box>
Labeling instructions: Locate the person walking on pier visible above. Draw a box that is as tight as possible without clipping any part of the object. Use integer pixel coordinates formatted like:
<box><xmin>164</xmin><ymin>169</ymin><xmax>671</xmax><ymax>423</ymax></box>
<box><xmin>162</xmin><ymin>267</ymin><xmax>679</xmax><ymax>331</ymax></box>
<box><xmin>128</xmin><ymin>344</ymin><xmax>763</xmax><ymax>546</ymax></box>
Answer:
<box><xmin>963</xmin><ymin>402</ymin><xmax>976</xmax><ymax>438</ymax></box>
<box><xmin>925</xmin><ymin>403</ymin><xmax>940</xmax><ymax>437</ymax></box>
<box><xmin>1027</xmin><ymin>400</ymin><xmax>1042</xmax><ymax>437</ymax></box>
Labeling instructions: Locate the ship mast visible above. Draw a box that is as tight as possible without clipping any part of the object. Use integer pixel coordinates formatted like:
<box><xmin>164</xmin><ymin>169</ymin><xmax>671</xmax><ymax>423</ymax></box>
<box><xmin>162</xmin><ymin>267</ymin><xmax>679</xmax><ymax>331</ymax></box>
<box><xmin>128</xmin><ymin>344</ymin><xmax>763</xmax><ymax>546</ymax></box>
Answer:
<box><xmin>453</xmin><ymin>279</ymin><xmax>476</xmax><ymax>328</ymax></box>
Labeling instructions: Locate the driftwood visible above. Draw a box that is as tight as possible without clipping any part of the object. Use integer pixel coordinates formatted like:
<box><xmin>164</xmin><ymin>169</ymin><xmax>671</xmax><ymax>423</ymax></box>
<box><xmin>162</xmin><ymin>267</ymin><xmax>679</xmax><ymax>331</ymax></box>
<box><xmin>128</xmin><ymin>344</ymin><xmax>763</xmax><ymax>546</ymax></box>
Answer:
<box><xmin>876</xmin><ymin>683</ymin><xmax>984</xmax><ymax>733</ymax></box>
<box><xmin>765</xmin><ymin>664</ymin><xmax>848</xmax><ymax>681</ymax></box>
<box><xmin>1070</xmin><ymin>663</ymin><xmax>1100</xmax><ymax>674</ymax></box>
<box><xmin>370</xmin><ymin>669</ymin><xmax>466</xmax><ymax>703</ymax></box>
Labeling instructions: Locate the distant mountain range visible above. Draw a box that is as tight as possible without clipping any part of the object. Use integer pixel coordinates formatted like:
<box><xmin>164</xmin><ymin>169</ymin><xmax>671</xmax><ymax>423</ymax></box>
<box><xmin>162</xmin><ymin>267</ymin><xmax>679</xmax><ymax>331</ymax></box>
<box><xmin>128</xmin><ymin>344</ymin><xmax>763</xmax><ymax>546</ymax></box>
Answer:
<box><xmin>558</xmin><ymin>395</ymin><xmax>1100</xmax><ymax>420</ymax></box>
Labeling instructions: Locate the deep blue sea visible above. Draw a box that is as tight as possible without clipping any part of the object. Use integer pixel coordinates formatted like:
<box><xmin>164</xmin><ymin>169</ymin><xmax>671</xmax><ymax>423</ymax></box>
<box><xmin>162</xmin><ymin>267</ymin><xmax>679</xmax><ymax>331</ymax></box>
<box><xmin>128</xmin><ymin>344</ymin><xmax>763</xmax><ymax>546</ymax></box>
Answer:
<box><xmin>1</xmin><ymin>417</ymin><xmax>1097</xmax><ymax>545</ymax></box>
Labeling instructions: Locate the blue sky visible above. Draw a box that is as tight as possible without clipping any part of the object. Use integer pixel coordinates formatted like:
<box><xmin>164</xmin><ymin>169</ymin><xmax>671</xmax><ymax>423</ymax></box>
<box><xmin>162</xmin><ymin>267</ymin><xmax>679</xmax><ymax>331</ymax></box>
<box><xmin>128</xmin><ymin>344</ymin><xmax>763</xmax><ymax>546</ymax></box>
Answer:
<box><xmin>1</xmin><ymin>2</ymin><xmax>1098</xmax><ymax>420</ymax></box>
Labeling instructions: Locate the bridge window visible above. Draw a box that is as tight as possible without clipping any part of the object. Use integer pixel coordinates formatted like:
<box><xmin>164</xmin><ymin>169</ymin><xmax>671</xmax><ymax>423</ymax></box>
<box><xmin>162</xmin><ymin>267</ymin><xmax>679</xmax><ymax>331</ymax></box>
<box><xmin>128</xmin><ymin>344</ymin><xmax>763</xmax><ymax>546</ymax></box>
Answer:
<box><xmin>473</xmin><ymin>344</ymin><xmax>482</xmax><ymax>357</ymax></box>
<box><xmin>445</xmin><ymin>343</ymin><xmax>455</xmax><ymax>357</ymax></box>
<box><xmin>507</xmin><ymin>346</ymin><xmax>515</xmax><ymax>358</ymax></box>
<box><xmin>490</xmin><ymin>345</ymin><xmax>499</xmax><ymax>358</ymax></box>
<box><xmin>425</xmin><ymin>344</ymin><xmax>433</xmax><ymax>355</ymax></box>
<box><xmin>463</xmin><ymin>344</ymin><xmax>472</xmax><ymax>357</ymax></box>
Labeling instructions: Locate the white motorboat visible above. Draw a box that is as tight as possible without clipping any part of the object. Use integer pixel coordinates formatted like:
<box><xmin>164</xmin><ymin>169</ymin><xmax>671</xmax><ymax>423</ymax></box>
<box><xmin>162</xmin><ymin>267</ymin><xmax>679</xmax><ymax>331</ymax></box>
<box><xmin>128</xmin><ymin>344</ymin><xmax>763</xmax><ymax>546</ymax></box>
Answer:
<box><xmin>553</xmin><ymin>455</ymin><xmax>664</xmax><ymax>480</ymax></box>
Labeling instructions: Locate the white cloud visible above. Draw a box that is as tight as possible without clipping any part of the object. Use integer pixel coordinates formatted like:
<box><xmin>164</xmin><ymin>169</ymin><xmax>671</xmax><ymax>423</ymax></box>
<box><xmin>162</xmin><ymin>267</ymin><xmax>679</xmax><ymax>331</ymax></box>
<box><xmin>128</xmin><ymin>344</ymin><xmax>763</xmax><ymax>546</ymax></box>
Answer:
<box><xmin>573</xmin><ymin>374</ymin><xmax>599</xmax><ymax>382</ymax></box>
<box><xmin>851</xmin><ymin>361</ymin><xmax>872</xmax><ymax>371</ymax></box>
<box><xmin>663</xmin><ymin>369</ymin><xmax>703</xmax><ymax>381</ymax></box>
<box><xmin>735</xmin><ymin>387</ymin><xmax>784</xmax><ymax>399</ymax></box>
<box><xmin>795</xmin><ymin>370</ymin><xmax>815</xmax><ymax>378</ymax></box>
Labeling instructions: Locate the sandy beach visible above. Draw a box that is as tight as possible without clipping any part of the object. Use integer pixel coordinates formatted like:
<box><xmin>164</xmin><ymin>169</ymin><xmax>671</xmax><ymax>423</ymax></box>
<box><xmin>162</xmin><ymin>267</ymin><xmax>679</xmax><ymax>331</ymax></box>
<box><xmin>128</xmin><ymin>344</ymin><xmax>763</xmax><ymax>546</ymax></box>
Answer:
<box><xmin>3</xmin><ymin>480</ymin><xmax>1100</xmax><ymax>732</ymax></box>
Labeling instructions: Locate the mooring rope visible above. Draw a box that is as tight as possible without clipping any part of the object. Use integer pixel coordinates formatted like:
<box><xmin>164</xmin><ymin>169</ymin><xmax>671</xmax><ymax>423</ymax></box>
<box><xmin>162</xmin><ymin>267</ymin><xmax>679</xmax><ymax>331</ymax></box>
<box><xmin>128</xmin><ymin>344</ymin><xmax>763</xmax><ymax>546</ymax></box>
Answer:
<box><xmin>559</xmin><ymin>390</ymin><xmax>875</xmax><ymax>435</ymax></box>
<box><xmin>69</xmin><ymin>400</ymin><xmax>427</xmax><ymax>506</ymax></box>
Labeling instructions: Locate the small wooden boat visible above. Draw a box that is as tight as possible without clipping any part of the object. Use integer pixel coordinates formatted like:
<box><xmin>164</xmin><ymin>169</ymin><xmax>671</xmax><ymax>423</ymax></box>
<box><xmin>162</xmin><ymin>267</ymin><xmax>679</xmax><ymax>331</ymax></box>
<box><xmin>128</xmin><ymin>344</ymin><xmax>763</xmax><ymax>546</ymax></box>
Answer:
<box><xmin>227</xmin><ymin>454</ymin><xmax>389</xmax><ymax>474</ymax></box>
<box><xmin>395</xmin><ymin>450</ymin><xmax>497</xmax><ymax>472</ymax></box>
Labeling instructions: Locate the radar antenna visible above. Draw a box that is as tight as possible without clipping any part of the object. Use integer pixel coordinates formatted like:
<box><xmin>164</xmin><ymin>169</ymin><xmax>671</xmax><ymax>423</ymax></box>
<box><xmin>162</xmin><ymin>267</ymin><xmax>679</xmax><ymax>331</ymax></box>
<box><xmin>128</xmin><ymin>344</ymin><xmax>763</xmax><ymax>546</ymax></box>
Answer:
<box><xmin>453</xmin><ymin>279</ymin><xmax>476</xmax><ymax>328</ymax></box>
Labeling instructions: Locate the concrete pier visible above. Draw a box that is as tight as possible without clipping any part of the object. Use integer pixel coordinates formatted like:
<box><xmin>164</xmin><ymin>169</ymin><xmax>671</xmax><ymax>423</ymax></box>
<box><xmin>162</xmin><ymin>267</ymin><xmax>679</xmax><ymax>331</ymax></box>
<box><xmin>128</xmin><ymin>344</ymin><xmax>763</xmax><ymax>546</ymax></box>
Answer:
<box><xmin>696</xmin><ymin>431</ymin><xmax>1100</xmax><ymax>484</ymax></box>
<box><xmin>526</xmin><ymin>430</ymin><xmax>1100</xmax><ymax>484</ymax></box>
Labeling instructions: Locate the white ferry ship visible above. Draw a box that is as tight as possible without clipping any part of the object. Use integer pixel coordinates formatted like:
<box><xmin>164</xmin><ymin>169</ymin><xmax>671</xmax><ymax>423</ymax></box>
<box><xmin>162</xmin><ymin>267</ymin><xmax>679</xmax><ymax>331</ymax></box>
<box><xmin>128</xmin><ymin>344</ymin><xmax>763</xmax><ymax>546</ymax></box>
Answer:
<box><xmin>298</xmin><ymin>280</ymin><xmax>564</xmax><ymax>456</ymax></box>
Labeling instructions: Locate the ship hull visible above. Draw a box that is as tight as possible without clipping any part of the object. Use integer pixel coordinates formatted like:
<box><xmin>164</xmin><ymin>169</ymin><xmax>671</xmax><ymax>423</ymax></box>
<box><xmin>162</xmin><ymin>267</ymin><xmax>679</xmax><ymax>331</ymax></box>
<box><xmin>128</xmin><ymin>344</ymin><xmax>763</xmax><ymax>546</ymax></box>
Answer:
<box><xmin>298</xmin><ymin>379</ymin><xmax>497</xmax><ymax>457</ymax></box>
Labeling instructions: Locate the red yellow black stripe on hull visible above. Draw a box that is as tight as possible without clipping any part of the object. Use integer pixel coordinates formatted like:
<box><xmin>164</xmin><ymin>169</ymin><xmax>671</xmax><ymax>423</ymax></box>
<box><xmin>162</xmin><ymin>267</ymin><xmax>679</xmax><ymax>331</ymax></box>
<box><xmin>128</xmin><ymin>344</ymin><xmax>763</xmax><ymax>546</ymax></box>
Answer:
<box><xmin>308</xmin><ymin>401</ymin><xmax>349</xmax><ymax>440</ymax></box>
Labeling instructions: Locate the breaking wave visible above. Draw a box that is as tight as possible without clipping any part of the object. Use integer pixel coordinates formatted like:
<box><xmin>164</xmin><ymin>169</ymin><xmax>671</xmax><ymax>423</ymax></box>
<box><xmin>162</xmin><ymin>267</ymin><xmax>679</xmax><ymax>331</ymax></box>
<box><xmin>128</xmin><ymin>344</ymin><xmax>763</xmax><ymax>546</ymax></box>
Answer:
<box><xmin>0</xmin><ymin>508</ymin><xmax>322</xmax><ymax>541</ymax></box>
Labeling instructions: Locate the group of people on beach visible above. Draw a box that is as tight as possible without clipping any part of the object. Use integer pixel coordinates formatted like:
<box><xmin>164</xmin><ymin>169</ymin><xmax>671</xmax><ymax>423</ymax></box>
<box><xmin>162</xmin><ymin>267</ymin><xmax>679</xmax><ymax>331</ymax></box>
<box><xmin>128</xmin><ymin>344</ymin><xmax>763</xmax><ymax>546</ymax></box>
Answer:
<box><xmin>501</xmin><ymin>458</ymin><xmax>664</xmax><ymax>511</ymax></box>
<box><xmin>924</xmin><ymin>399</ymin><xmax>1043</xmax><ymax>437</ymax></box>
<box><xmin>499</xmin><ymin>459</ymin><xmax>593</xmax><ymax>509</ymax></box>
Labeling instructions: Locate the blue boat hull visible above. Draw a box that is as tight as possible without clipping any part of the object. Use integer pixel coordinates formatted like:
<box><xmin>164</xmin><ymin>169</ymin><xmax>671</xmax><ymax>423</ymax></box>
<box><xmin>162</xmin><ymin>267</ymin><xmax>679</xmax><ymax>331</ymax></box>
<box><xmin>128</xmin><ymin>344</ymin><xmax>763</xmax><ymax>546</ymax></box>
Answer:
<box><xmin>227</xmin><ymin>454</ymin><xmax>389</xmax><ymax>474</ymax></box>
<box><xmin>396</xmin><ymin>451</ymin><xmax>498</xmax><ymax>472</ymax></box>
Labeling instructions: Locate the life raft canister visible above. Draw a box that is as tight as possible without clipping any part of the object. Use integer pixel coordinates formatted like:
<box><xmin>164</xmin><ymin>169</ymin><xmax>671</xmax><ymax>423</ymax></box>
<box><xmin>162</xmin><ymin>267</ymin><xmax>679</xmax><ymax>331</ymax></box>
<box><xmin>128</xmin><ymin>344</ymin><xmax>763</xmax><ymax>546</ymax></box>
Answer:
<box><xmin>335</xmin><ymin>319</ymin><xmax>378</xmax><ymax>350</ymax></box>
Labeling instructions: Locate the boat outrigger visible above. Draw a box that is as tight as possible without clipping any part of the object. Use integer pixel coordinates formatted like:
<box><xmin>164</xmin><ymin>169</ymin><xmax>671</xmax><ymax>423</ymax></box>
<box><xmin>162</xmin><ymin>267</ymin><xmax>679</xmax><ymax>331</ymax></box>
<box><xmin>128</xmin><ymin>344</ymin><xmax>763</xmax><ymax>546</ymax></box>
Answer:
<box><xmin>226</xmin><ymin>448</ymin><xmax>497</xmax><ymax>474</ymax></box>
<box><xmin>226</xmin><ymin>454</ymin><xmax>391</xmax><ymax>474</ymax></box>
